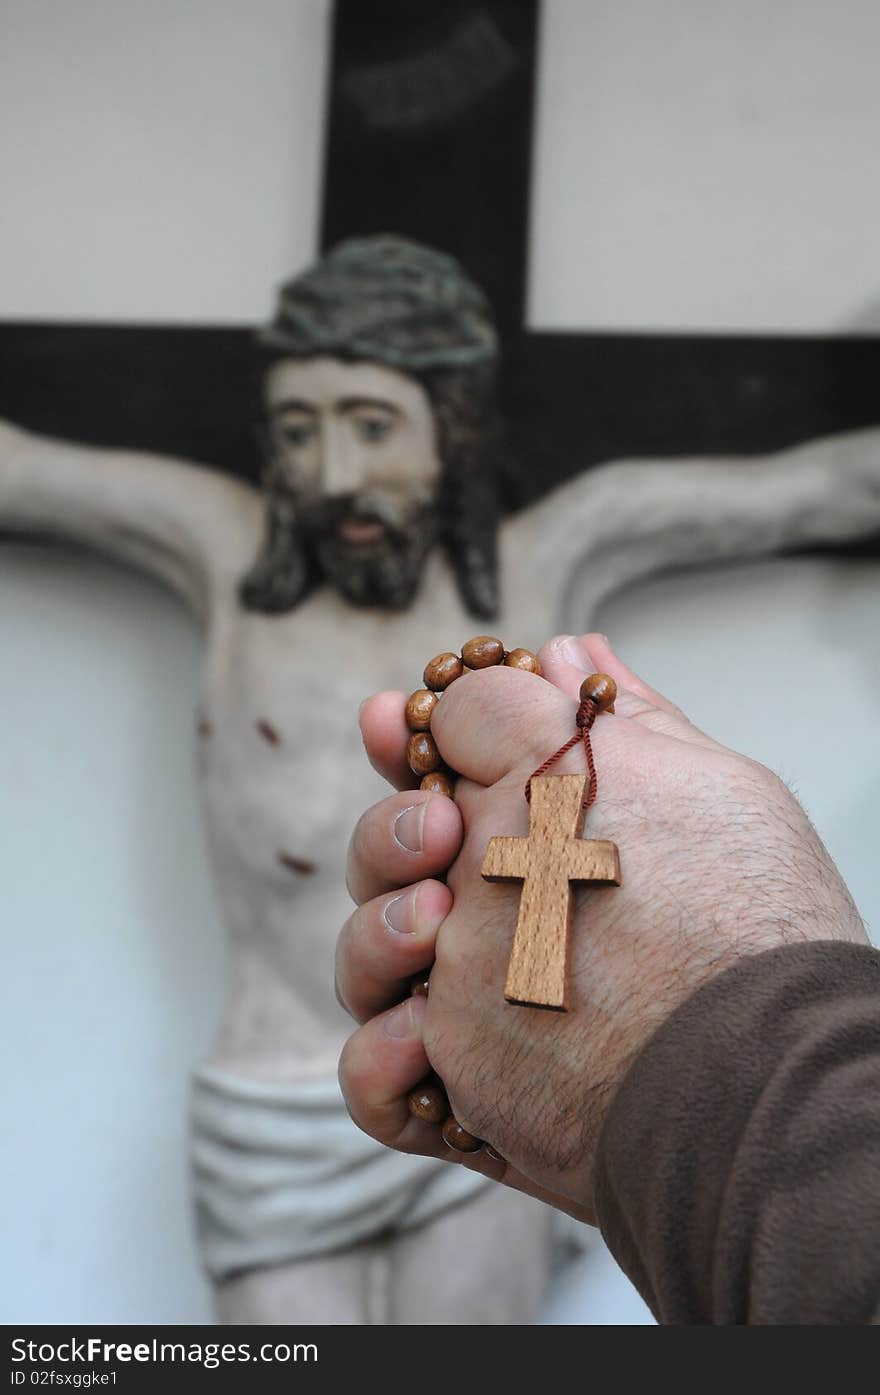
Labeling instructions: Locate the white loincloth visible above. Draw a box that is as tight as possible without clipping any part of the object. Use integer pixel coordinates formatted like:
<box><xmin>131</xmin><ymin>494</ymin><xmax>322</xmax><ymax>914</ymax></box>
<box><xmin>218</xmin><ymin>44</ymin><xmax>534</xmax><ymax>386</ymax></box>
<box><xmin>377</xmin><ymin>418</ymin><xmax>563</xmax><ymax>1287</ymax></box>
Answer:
<box><xmin>190</xmin><ymin>1064</ymin><xmax>494</xmax><ymax>1279</ymax></box>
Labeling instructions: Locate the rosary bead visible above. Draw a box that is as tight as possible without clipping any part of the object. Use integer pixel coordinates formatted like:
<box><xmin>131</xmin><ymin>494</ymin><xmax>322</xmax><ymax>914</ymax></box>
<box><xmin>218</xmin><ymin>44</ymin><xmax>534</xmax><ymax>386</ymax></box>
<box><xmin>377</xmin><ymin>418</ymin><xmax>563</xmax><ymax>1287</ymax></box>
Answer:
<box><xmin>482</xmin><ymin>1143</ymin><xmax>505</xmax><ymax>1162</ymax></box>
<box><xmin>505</xmin><ymin>648</ymin><xmax>542</xmax><ymax>676</ymax></box>
<box><xmin>406</xmin><ymin>635</ymin><xmax>580</xmax><ymax>1091</ymax></box>
<box><xmin>461</xmin><ymin>635</ymin><xmax>505</xmax><ymax>669</ymax></box>
<box><xmin>423</xmin><ymin>652</ymin><xmax>465</xmax><ymax>691</ymax></box>
<box><xmin>405</xmin><ymin>688</ymin><xmax>439</xmax><ymax>732</ymax></box>
<box><xmin>579</xmin><ymin>672</ymin><xmax>617</xmax><ymax>712</ymax></box>
<box><xmin>420</xmin><ymin>769</ymin><xmax>455</xmax><ymax>797</ymax></box>
<box><xmin>407</xmin><ymin>731</ymin><xmax>441</xmax><ymax>776</ymax></box>
<box><xmin>408</xmin><ymin>1083</ymin><xmax>449</xmax><ymax>1124</ymax></box>
<box><xmin>442</xmin><ymin>1117</ymin><xmax>483</xmax><ymax>1153</ymax></box>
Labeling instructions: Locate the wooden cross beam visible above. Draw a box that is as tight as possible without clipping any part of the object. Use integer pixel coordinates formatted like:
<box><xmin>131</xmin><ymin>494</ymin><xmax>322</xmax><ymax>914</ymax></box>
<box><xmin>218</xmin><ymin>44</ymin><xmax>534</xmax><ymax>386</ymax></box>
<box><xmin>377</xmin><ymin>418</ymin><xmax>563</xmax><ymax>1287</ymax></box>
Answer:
<box><xmin>3</xmin><ymin>1</ymin><xmax>879</xmax><ymax>488</ymax></box>
<box><xmin>481</xmin><ymin>774</ymin><xmax>620</xmax><ymax>1012</ymax></box>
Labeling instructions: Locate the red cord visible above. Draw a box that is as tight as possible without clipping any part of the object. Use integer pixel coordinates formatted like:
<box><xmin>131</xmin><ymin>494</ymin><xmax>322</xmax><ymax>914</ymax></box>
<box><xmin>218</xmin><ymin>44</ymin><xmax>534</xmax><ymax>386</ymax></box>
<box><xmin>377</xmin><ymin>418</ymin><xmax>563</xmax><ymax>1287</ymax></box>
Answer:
<box><xmin>525</xmin><ymin>697</ymin><xmax>599</xmax><ymax>810</ymax></box>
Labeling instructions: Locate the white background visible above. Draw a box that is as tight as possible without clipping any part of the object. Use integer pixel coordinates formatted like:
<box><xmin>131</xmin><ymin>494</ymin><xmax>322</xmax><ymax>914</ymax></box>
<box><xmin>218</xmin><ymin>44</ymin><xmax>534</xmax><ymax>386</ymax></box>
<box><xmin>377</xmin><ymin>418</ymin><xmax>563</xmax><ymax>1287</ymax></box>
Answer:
<box><xmin>1</xmin><ymin>0</ymin><xmax>878</xmax><ymax>1325</ymax></box>
<box><xmin>3</xmin><ymin>0</ymin><xmax>880</xmax><ymax>332</ymax></box>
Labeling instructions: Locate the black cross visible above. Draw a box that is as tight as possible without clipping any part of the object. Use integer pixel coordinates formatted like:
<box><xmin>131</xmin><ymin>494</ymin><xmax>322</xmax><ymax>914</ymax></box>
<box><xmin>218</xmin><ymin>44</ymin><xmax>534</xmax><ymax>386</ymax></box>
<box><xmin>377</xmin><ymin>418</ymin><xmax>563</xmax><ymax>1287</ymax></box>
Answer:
<box><xmin>2</xmin><ymin>0</ymin><xmax>879</xmax><ymax>538</ymax></box>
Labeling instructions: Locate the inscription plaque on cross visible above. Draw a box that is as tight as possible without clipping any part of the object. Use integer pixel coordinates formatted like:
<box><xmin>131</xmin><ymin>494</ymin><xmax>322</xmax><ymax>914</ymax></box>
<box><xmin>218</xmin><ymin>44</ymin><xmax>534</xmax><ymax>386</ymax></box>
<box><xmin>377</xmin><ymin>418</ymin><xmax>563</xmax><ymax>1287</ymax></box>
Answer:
<box><xmin>481</xmin><ymin>774</ymin><xmax>621</xmax><ymax>1012</ymax></box>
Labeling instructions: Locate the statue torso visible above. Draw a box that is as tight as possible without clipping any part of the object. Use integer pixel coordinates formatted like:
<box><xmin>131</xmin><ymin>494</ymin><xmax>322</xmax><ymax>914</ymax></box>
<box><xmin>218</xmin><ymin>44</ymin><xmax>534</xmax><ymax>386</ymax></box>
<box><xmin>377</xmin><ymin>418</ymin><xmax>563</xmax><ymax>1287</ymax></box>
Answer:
<box><xmin>194</xmin><ymin>524</ymin><xmax>561</xmax><ymax>1080</ymax></box>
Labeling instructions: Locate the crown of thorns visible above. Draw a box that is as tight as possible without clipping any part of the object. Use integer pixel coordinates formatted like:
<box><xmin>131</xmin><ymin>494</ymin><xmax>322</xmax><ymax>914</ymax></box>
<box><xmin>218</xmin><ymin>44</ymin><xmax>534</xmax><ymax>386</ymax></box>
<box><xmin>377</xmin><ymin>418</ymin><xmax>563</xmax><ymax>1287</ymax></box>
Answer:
<box><xmin>259</xmin><ymin>235</ymin><xmax>497</xmax><ymax>373</ymax></box>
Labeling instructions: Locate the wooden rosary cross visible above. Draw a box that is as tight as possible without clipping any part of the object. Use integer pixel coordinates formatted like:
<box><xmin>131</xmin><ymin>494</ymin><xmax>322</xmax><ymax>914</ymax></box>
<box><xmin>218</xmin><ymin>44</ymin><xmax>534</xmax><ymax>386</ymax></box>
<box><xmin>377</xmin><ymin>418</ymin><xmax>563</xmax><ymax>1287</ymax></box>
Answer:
<box><xmin>482</xmin><ymin>773</ymin><xmax>621</xmax><ymax>1011</ymax></box>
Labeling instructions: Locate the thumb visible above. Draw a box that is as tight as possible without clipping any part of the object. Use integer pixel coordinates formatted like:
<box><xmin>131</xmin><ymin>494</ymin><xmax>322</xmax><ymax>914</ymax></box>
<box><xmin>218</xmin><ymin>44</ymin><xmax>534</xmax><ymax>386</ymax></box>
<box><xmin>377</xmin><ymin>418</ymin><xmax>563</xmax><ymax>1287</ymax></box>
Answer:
<box><xmin>538</xmin><ymin>633</ymin><xmax>719</xmax><ymax>748</ymax></box>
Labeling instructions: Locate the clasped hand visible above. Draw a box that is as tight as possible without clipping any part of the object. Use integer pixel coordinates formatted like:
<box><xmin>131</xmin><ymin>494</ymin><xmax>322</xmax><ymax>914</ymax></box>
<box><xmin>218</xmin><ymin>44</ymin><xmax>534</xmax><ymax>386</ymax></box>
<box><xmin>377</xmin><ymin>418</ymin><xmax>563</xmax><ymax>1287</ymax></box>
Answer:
<box><xmin>335</xmin><ymin>634</ymin><xmax>865</xmax><ymax>1224</ymax></box>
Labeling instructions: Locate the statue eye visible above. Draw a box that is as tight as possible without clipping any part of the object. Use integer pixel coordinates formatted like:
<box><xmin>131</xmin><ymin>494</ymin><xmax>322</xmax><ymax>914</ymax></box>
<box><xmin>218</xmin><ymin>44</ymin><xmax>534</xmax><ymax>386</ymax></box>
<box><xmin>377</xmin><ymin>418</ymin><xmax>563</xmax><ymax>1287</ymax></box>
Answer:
<box><xmin>282</xmin><ymin>423</ymin><xmax>314</xmax><ymax>448</ymax></box>
<box><xmin>357</xmin><ymin>415</ymin><xmax>392</xmax><ymax>444</ymax></box>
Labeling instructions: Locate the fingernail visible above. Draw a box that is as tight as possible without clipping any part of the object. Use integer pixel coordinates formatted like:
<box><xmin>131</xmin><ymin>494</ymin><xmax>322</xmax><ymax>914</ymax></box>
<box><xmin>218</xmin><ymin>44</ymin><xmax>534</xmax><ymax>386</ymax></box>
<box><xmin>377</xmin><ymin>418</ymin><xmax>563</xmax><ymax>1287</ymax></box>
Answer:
<box><xmin>383</xmin><ymin>891</ymin><xmax>414</xmax><ymax>934</ymax></box>
<box><xmin>554</xmin><ymin>634</ymin><xmax>590</xmax><ymax>671</ymax></box>
<box><xmin>393</xmin><ymin>802</ymin><xmax>426</xmax><ymax>854</ymax></box>
<box><xmin>383</xmin><ymin>995</ymin><xmax>426</xmax><ymax>1040</ymax></box>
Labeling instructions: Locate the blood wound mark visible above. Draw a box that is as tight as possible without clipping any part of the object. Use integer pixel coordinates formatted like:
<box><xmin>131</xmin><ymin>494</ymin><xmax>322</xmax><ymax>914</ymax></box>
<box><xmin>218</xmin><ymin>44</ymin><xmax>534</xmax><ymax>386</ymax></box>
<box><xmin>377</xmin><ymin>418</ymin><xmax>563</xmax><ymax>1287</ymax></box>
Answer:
<box><xmin>257</xmin><ymin>720</ymin><xmax>281</xmax><ymax>746</ymax></box>
<box><xmin>278</xmin><ymin>852</ymin><xmax>317</xmax><ymax>876</ymax></box>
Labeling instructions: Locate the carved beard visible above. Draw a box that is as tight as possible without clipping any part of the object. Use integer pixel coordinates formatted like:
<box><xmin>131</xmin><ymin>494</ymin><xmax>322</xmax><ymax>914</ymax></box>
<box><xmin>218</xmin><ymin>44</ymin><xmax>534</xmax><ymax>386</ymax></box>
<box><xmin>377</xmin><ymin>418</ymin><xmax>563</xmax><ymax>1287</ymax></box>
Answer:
<box><xmin>238</xmin><ymin>490</ymin><xmax>439</xmax><ymax>614</ymax></box>
<box><xmin>239</xmin><ymin>471</ymin><xmax>500</xmax><ymax>618</ymax></box>
<box><xmin>302</xmin><ymin>494</ymin><xmax>439</xmax><ymax>610</ymax></box>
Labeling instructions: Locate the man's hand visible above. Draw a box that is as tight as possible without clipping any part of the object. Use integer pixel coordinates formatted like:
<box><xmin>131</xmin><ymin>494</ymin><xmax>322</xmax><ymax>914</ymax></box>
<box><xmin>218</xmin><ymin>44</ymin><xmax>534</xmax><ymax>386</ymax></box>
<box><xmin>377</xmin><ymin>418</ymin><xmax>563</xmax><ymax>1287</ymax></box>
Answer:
<box><xmin>337</xmin><ymin>634</ymin><xmax>867</xmax><ymax>1221</ymax></box>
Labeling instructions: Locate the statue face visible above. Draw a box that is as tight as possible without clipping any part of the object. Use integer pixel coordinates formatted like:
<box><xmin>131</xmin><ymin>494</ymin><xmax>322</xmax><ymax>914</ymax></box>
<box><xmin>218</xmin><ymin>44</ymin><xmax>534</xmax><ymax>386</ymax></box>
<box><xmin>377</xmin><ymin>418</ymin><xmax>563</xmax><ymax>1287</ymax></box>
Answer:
<box><xmin>263</xmin><ymin>356</ymin><xmax>442</xmax><ymax>608</ymax></box>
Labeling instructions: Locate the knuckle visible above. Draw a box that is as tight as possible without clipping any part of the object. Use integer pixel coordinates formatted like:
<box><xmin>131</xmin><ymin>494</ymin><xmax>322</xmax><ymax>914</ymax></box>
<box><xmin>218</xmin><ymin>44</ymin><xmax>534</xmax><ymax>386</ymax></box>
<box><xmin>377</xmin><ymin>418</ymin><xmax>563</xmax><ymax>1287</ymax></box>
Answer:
<box><xmin>626</xmin><ymin>702</ymin><xmax>681</xmax><ymax>736</ymax></box>
<box><xmin>345</xmin><ymin>797</ymin><xmax>404</xmax><ymax>900</ymax></box>
<box><xmin>334</xmin><ymin>972</ymin><xmax>351</xmax><ymax>1017</ymax></box>
<box><xmin>333</xmin><ymin>928</ymin><xmax>354</xmax><ymax>1017</ymax></box>
<box><xmin>337</xmin><ymin>1036</ymin><xmax>379</xmax><ymax>1125</ymax></box>
<box><xmin>344</xmin><ymin>850</ymin><xmax>358</xmax><ymax>902</ymax></box>
<box><xmin>344</xmin><ymin>817</ymin><xmax>372</xmax><ymax>900</ymax></box>
<box><xmin>336</xmin><ymin>1038</ymin><xmax>357</xmax><ymax>1101</ymax></box>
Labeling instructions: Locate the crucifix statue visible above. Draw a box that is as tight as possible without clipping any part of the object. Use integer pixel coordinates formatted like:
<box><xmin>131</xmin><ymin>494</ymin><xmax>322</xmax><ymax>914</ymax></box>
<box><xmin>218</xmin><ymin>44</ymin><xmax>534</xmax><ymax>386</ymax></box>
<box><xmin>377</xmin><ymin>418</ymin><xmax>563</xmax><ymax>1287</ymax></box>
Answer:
<box><xmin>2</xmin><ymin>0</ymin><xmax>880</xmax><ymax>1328</ymax></box>
<box><xmin>6</xmin><ymin>230</ymin><xmax>878</xmax><ymax>1327</ymax></box>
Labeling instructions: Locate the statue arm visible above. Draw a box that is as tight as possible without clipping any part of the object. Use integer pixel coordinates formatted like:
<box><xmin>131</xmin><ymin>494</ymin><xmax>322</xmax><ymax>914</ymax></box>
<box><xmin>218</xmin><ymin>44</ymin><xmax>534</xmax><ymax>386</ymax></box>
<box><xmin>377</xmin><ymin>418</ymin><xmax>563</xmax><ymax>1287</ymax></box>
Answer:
<box><xmin>0</xmin><ymin>417</ymin><xmax>261</xmax><ymax>616</ymax></box>
<box><xmin>504</xmin><ymin>428</ymin><xmax>880</xmax><ymax>631</ymax></box>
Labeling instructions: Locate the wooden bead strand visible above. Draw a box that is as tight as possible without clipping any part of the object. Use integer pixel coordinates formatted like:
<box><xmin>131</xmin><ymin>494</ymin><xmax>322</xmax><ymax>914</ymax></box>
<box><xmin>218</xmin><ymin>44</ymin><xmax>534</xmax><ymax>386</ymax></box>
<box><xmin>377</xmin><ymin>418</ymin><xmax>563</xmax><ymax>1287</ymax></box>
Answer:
<box><xmin>406</xmin><ymin>636</ymin><xmax>544</xmax><ymax>798</ymax></box>
<box><xmin>403</xmin><ymin>636</ymin><xmax>543</xmax><ymax>1155</ymax></box>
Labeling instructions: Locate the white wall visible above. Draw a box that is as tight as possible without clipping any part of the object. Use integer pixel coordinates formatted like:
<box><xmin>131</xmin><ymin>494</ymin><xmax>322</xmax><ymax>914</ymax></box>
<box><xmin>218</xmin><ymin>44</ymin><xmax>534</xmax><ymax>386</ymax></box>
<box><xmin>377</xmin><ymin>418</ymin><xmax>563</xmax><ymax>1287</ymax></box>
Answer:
<box><xmin>1</xmin><ymin>0</ymin><xmax>878</xmax><ymax>1326</ymax></box>
<box><xmin>0</xmin><ymin>0</ymin><xmax>330</xmax><ymax>323</ymax></box>
<box><xmin>0</xmin><ymin>547</ymin><xmax>223</xmax><ymax>1323</ymax></box>
<box><xmin>5</xmin><ymin>0</ymin><xmax>880</xmax><ymax>333</ymax></box>
<box><xmin>530</xmin><ymin>0</ymin><xmax>880</xmax><ymax>333</ymax></box>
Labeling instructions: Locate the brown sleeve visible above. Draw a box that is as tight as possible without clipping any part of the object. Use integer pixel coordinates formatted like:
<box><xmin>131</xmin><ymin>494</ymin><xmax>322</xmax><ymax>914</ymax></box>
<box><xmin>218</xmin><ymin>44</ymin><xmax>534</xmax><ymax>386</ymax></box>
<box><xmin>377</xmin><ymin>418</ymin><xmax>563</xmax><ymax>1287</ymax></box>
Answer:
<box><xmin>593</xmin><ymin>940</ymin><xmax>880</xmax><ymax>1324</ymax></box>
